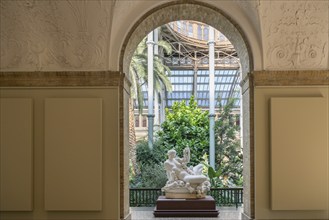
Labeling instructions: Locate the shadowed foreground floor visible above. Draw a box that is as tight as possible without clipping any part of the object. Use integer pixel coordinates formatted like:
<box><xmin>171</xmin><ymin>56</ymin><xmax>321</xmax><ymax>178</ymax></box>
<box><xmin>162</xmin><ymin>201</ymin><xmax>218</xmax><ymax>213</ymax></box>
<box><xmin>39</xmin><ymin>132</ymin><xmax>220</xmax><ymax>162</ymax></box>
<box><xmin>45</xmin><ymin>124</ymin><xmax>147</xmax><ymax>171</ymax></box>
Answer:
<box><xmin>131</xmin><ymin>206</ymin><xmax>242</xmax><ymax>220</ymax></box>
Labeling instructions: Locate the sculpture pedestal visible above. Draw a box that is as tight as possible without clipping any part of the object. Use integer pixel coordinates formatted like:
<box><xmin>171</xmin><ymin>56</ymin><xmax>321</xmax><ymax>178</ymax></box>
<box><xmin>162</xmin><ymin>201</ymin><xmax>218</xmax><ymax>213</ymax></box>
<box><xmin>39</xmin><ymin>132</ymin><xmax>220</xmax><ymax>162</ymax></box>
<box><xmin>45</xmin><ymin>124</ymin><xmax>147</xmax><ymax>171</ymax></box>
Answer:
<box><xmin>153</xmin><ymin>196</ymin><xmax>219</xmax><ymax>217</ymax></box>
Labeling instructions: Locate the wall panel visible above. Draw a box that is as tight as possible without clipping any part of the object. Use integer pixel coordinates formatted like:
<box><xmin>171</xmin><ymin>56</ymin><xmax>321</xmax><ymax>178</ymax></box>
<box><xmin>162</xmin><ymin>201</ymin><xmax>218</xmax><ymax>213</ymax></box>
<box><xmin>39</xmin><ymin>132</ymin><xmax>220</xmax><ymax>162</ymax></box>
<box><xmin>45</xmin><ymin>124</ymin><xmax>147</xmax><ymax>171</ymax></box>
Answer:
<box><xmin>271</xmin><ymin>97</ymin><xmax>328</xmax><ymax>210</ymax></box>
<box><xmin>0</xmin><ymin>87</ymin><xmax>119</xmax><ymax>220</ymax></box>
<box><xmin>0</xmin><ymin>98</ymin><xmax>33</xmax><ymax>211</ymax></box>
<box><xmin>44</xmin><ymin>98</ymin><xmax>102</xmax><ymax>211</ymax></box>
<box><xmin>255</xmin><ymin>86</ymin><xmax>329</xmax><ymax>219</ymax></box>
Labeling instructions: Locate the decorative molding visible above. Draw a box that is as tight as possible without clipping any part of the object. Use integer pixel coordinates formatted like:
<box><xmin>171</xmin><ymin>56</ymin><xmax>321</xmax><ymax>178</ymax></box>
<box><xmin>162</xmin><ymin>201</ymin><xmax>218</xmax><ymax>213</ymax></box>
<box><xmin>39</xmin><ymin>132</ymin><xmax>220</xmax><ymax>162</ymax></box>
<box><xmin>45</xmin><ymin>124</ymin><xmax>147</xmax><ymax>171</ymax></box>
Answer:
<box><xmin>120</xmin><ymin>1</ymin><xmax>252</xmax><ymax>78</ymax></box>
<box><xmin>252</xmin><ymin>70</ymin><xmax>329</xmax><ymax>86</ymax></box>
<box><xmin>260</xmin><ymin>1</ymin><xmax>329</xmax><ymax>70</ymax></box>
<box><xmin>240</xmin><ymin>71</ymin><xmax>329</xmax><ymax>87</ymax></box>
<box><xmin>0</xmin><ymin>71</ymin><xmax>126</xmax><ymax>87</ymax></box>
<box><xmin>0</xmin><ymin>0</ymin><xmax>113</xmax><ymax>71</ymax></box>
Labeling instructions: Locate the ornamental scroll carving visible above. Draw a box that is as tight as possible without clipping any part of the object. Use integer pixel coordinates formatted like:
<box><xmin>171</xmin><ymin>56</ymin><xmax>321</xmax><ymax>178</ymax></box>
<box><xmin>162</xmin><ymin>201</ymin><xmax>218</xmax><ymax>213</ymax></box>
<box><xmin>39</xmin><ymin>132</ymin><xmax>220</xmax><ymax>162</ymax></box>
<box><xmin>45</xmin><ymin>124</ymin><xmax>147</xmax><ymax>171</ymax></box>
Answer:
<box><xmin>0</xmin><ymin>0</ymin><xmax>113</xmax><ymax>71</ymax></box>
<box><xmin>260</xmin><ymin>1</ymin><xmax>328</xmax><ymax>70</ymax></box>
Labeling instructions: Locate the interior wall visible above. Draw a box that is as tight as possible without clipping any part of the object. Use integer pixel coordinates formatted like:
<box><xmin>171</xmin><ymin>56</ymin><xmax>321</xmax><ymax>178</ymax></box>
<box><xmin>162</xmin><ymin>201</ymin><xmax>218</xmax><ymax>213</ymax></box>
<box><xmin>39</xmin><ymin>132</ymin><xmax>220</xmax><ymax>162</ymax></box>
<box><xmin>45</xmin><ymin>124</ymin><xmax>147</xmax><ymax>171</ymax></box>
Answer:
<box><xmin>114</xmin><ymin>0</ymin><xmax>262</xmax><ymax>73</ymax></box>
<box><xmin>0</xmin><ymin>1</ymin><xmax>328</xmax><ymax>220</ymax></box>
<box><xmin>0</xmin><ymin>87</ymin><xmax>120</xmax><ymax>220</ymax></box>
<box><xmin>0</xmin><ymin>98</ymin><xmax>33</xmax><ymax>211</ymax></box>
<box><xmin>0</xmin><ymin>0</ymin><xmax>114</xmax><ymax>71</ymax></box>
<box><xmin>258</xmin><ymin>1</ymin><xmax>329</xmax><ymax>70</ymax></box>
<box><xmin>120</xmin><ymin>2</ymin><xmax>255</xmax><ymax>79</ymax></box>
<box><xmin>254</xmin><ymin>86</ymin><xmax>329</xmax><ymax>219</ymax></box>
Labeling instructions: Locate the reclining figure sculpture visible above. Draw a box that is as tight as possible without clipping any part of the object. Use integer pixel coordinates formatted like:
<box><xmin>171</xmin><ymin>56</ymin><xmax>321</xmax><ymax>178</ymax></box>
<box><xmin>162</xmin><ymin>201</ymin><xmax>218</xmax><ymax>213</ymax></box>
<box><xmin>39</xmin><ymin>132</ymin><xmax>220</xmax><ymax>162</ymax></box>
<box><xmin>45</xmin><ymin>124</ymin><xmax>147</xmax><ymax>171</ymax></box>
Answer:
<box><xmin>162</xmin><ymin>147</ymin><xmax>211</xmax><ymax>198</ymax></box>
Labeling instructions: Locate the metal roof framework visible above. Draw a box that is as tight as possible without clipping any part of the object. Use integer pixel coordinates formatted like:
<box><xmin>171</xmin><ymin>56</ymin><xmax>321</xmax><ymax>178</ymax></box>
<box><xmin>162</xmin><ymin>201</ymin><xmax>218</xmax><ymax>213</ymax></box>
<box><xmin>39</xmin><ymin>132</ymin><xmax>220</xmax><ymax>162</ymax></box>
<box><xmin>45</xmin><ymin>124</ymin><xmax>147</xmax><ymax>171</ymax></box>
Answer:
<box><xmin>135</xmin><ymin>20</ymin><xmax>241</xmax><ymax>110</ymax></box>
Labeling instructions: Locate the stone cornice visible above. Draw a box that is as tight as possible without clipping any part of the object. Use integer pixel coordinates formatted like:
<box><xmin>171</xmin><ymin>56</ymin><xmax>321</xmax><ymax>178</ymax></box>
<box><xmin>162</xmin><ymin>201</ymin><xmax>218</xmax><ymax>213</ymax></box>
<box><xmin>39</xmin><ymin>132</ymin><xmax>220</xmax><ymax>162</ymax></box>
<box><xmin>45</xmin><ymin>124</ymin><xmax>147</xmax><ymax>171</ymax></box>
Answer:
<box><xmin>240</xmin><ymin>71</ymin><xmax>329</xmax><ymax>88</ymax></box>
<box><xmin>252</xmin><ymin>70</ymin><xmax>329</xmax><ymax>86</ymax></box>
<box><xmin>0</xmin><ymin>71</ymin><xmax>131</xmax><ymax>87</ymax></box>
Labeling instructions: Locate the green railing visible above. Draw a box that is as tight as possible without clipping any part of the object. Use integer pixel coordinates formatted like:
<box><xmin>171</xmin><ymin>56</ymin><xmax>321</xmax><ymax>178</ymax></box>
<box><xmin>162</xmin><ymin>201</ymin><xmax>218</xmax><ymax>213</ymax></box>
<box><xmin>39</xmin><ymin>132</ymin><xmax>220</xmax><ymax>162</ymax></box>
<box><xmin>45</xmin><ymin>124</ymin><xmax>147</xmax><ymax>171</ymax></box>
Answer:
<box><xmin>209</xmin><ymin>187</ymin><xmax>243</xmax><ymax>208</ymax></box>
<box><xmin>130</xmin><ymin>188</ymin><xmax>243</xmax><ymax>208</ymax></box>
<box><xmin>130</xmin><ymin>188</ymin><xmax>164</xmax><ymax>207</ymax></box>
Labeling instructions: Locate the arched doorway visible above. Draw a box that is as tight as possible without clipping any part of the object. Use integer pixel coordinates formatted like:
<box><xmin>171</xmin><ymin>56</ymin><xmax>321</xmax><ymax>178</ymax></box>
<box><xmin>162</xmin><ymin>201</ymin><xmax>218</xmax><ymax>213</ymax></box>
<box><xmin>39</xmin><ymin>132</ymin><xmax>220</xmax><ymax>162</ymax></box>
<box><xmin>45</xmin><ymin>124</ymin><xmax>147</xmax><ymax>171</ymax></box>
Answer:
<box><xmin>120</xmin><ymin>2</ymin><xmax>255</xmax><ymax>219</ymax></box>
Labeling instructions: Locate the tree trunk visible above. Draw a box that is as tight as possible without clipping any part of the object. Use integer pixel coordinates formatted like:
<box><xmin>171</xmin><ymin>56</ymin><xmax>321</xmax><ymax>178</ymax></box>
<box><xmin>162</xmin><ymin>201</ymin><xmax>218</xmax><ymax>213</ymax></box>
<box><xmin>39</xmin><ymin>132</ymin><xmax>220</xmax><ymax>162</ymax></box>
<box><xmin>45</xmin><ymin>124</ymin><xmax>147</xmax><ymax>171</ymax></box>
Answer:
<box><xmin>129</xmin><ymin>98</ymin><xmax>138</xmax><ymax>174</ymax></box>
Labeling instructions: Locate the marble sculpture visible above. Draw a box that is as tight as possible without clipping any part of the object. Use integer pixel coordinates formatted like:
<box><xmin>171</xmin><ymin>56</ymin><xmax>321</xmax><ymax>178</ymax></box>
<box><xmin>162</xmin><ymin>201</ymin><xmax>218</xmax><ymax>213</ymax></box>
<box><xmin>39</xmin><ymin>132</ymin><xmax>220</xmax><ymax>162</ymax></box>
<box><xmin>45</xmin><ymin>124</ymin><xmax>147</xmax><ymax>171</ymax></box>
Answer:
<box><xmin>162</xmin><ymin>147</ymin><xmax>210</xmax><ymax>198</ymax></box>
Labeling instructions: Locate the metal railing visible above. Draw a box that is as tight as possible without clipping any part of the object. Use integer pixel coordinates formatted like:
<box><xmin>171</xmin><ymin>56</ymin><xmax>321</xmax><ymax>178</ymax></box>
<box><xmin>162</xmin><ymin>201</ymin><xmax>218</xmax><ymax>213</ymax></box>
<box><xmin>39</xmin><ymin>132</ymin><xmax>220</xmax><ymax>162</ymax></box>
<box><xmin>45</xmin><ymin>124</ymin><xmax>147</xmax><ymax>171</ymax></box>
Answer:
<box><xmin>209</xmin><ymin>187</ymin><xmax>243</xmax><ymax>208</ymax></box>
<box><xmin>130</xmin><ymin>188</ymin><xmax>164</xmax><ymax>207</ymax></box>
<box><xmin>130</xmin><ymin>188</ymin><xmax>243</xmax><ymax>208</ymax></box>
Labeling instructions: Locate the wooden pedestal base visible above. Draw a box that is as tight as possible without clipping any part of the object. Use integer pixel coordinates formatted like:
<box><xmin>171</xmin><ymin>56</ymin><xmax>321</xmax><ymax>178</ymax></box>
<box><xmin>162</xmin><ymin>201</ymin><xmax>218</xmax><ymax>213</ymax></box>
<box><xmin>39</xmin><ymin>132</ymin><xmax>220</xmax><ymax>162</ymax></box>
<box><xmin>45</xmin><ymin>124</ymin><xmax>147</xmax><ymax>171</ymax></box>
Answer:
<box><xmin>153</xmin><ymin>196</ymin><xmax>219</xmax><ymax>217</ymax></box>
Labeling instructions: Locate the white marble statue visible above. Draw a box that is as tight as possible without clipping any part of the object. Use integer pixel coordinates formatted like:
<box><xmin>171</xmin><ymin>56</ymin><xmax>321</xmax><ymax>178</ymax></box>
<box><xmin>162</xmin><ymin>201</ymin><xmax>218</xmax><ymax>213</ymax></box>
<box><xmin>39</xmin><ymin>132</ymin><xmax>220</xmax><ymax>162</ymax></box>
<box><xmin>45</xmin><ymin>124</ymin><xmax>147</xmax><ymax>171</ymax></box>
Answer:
<box><xmin>162</xmin><ymin>147</ymin><xmax>211</xmax><ymax>199</ymax></box>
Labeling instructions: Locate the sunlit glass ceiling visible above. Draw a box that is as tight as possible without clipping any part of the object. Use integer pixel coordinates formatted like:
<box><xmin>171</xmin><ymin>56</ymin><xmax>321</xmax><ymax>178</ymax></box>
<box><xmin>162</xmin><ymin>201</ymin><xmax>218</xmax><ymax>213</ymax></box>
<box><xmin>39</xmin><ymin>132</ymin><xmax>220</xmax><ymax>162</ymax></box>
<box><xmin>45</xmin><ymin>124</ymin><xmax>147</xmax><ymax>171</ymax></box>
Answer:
<box><xmin>138</xmin><ymin>69</ymin><xmax>240</xmax><ymax>109</ymax></box>
<box><xmin>134</xmin><ymin>20</ymin><xmax>241</xmax><ymax>110</ymax></box>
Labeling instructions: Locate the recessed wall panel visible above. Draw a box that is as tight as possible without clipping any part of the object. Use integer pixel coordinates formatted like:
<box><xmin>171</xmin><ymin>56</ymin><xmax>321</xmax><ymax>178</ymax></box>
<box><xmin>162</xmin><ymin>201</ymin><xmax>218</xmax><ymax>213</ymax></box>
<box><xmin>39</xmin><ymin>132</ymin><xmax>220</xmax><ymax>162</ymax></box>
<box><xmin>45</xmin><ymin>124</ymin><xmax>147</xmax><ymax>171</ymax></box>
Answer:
<box><xmin>270</xmin><ymin>97</ymin><xmax>328</xmax><ymax>210</ymax></box>
<box><xmin>45</xmin><ymin>98</ymin><xmax>102</xmax><ymax>211</ymax></box>
<box><xmin>0</xmin><ymin>98</ymin><xmax>33</xmax><ymax>211</ymax></box>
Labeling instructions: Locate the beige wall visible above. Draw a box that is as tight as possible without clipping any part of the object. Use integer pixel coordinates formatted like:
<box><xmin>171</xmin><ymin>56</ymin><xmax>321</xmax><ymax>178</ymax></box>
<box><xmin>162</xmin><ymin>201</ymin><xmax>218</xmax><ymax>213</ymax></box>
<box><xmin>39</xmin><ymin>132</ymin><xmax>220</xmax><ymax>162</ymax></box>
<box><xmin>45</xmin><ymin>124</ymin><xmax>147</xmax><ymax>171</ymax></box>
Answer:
<box><xmin>0</xmin><ymin>88</ymin><xmax>120</xmax><ymax>220</ymax></box>
<box><xmin>1</xmin><ymin>1</ymin><xmax>328</xmax><ymax>72</ymax></box>
<box><xmin>0</xmin><ymin>98</ymin><xmax>33</xmax><ymax>211</ymax></box>
<box><xmin>0</xmin><ymin>1</ymin><xmax>115</xmax><ymax>71</ymax></box>
<box><xmin>254</xmin><ymin>86</ymin><xmax>329</xmax><ymax>219</ymax></box>
<box><xmin>259</xmin><ymin>1</ymin><xmax>329</xmax><ymax>70</ymax></box>
<box><xmin>0</xmin><ymin>1</ymin><xmax>328</xmax><ymax>220</ymax></box>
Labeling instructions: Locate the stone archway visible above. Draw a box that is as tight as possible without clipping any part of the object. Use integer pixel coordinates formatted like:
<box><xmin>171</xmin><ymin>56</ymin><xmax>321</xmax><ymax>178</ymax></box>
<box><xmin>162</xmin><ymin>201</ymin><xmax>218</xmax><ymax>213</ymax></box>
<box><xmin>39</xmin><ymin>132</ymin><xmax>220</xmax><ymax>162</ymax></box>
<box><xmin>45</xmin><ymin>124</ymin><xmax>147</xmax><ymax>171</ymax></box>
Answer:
<box><xmin>120</xmin><ymin>1</ymin><xmax>255</xmax><ymax>219</ymax></box>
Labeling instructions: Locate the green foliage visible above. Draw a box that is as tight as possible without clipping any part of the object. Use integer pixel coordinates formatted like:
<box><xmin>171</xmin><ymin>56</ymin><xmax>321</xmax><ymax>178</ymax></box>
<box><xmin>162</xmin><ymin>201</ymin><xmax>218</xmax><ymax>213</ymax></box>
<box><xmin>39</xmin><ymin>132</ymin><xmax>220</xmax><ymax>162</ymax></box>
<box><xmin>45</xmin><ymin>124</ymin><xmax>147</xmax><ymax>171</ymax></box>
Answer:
<box><xmin>132</xmin><ymin>163</ymin><xmax>167</xmax><ymax>188</ymax></box>
<box><xmin>208</xmin><ymin>166</ymin><xmax>222</xmax><ymax>179</ymax></box>
<box><xmin>129</xmin><ymin>37</ymin><xmax>173</xmax><ymax>114</ymax></box>
<box><xmin>130</xmin><ymin>140</ymin><xmax>167</xmax><ymax>188</ymax></box>
<box><xmin>208</xmin><ymin>166</ymin><xmax>225</xmax><ymax>188</ymax></box>
<box><xmin>157</xmin><ymin>96</ymin><xmax>209</xmax><ymax>166</ymax></box>
<box><xmin>215</xmin><ymin>98</ymin><xmax>243</xmax><ymax>187</ymax></box>
<box><xmin>136</xmin><ymin>140</ymin><xmax>164</xmax><ymax>166</ymax></box>
<box><xmin>201</xmin><ymin>154</ymin><xmax>225</xmax><ymax>188</ymax></box>
<box><xmin>130</xmin><ymin>97</ymin><xmax>243</xmax><ymax>189</ymax></box>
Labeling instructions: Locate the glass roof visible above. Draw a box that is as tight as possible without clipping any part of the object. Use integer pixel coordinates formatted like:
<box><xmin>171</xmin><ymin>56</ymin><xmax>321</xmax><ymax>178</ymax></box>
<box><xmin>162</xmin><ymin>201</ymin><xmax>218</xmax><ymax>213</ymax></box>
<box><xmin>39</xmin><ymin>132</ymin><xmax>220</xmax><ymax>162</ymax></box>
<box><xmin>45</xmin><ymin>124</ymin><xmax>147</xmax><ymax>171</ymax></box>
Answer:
<box><xmin>137</xmin><ymin>69</ymin><xmax>240</xmax><ymax>109</ymax></box>
<box><xmin>133</xmin><ymin>20</ymin><xmax>241</xmax><ymax>112</ymax></box>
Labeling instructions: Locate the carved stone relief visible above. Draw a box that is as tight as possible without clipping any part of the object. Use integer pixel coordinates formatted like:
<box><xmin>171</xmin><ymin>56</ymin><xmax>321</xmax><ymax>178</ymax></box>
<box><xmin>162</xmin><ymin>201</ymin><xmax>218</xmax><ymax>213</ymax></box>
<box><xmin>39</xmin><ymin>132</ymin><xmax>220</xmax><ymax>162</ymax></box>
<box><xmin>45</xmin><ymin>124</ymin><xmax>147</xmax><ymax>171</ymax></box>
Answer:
<box><xmin>260</xmin><ymin>0</ymin><xmax>328</xmax><ymax>70</ymax></box>
<box><xmin>0</xmin><ymin>0</ymin><xmax>113</xmax><ymax>71</ymax></box>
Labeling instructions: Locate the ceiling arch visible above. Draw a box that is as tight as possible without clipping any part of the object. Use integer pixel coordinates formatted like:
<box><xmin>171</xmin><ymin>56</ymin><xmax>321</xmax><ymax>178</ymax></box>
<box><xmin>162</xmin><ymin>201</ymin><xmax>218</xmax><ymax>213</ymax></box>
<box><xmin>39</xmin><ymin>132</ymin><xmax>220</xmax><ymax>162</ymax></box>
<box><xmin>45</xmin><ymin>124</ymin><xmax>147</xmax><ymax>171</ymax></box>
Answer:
<box><xmin>118</xmin><ymin>1</ymin><xmax>262</xmax><ymax>77</ymax></box>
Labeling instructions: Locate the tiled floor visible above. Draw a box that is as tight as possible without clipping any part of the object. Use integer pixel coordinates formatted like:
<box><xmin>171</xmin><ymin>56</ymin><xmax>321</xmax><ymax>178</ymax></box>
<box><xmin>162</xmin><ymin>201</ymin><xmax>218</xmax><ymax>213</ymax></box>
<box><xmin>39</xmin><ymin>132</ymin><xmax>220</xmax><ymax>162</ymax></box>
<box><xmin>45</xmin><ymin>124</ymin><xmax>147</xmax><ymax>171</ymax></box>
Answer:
<box><xmin>131</xmin><ymin>206</ymin><xmax>242</xmax><ymax>220</ymax></box>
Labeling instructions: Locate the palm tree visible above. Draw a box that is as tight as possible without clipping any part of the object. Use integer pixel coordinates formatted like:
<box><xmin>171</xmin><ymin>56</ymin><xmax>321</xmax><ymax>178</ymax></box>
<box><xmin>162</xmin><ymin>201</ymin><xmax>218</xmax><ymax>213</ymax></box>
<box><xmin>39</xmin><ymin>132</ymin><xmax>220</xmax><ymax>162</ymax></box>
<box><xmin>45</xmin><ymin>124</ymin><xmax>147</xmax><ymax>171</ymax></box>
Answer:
<box><xmin>130</xmin><ymin>37</ymin><xmax>173</xmax><ymax>113</ymax></box>
<box><xmin>128</xmin><ymin>35</ymin><xmax>173</xmax><ymax>175</ymax></box>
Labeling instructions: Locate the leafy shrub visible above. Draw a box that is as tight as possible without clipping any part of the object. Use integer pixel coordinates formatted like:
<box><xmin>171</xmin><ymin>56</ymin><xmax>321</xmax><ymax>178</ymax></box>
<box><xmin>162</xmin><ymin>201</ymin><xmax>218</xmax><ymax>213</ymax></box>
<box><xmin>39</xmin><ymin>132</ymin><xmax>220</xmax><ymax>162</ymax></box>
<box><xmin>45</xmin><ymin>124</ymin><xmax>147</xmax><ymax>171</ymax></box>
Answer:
<box><xmin>130</xmin><ymin>97</ymin><xmax>243</xmax><ymax>189</ymax></box>
<box><xmin>131</xmin><ymin>140</ymin><xmax>167</xmax><ymax>188</ymax></box>
<box><xmin>136</xmin><ymin>140</ymin><xmax>165</xmax><ymax>166</ymax></box>
<box><xmin>137</xmin><ymin>163</ymin><xmax>167</xmax><ymax>188</ymax></box>
<box><xmin>215</xmin><ymin>99</ymin><xmax>243</xmax><ymax>187</ymax></box>
<box><xmin>157</xmin><ymin>96</ymin><xmax>209</xmax><ymax>166</ymax></box>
